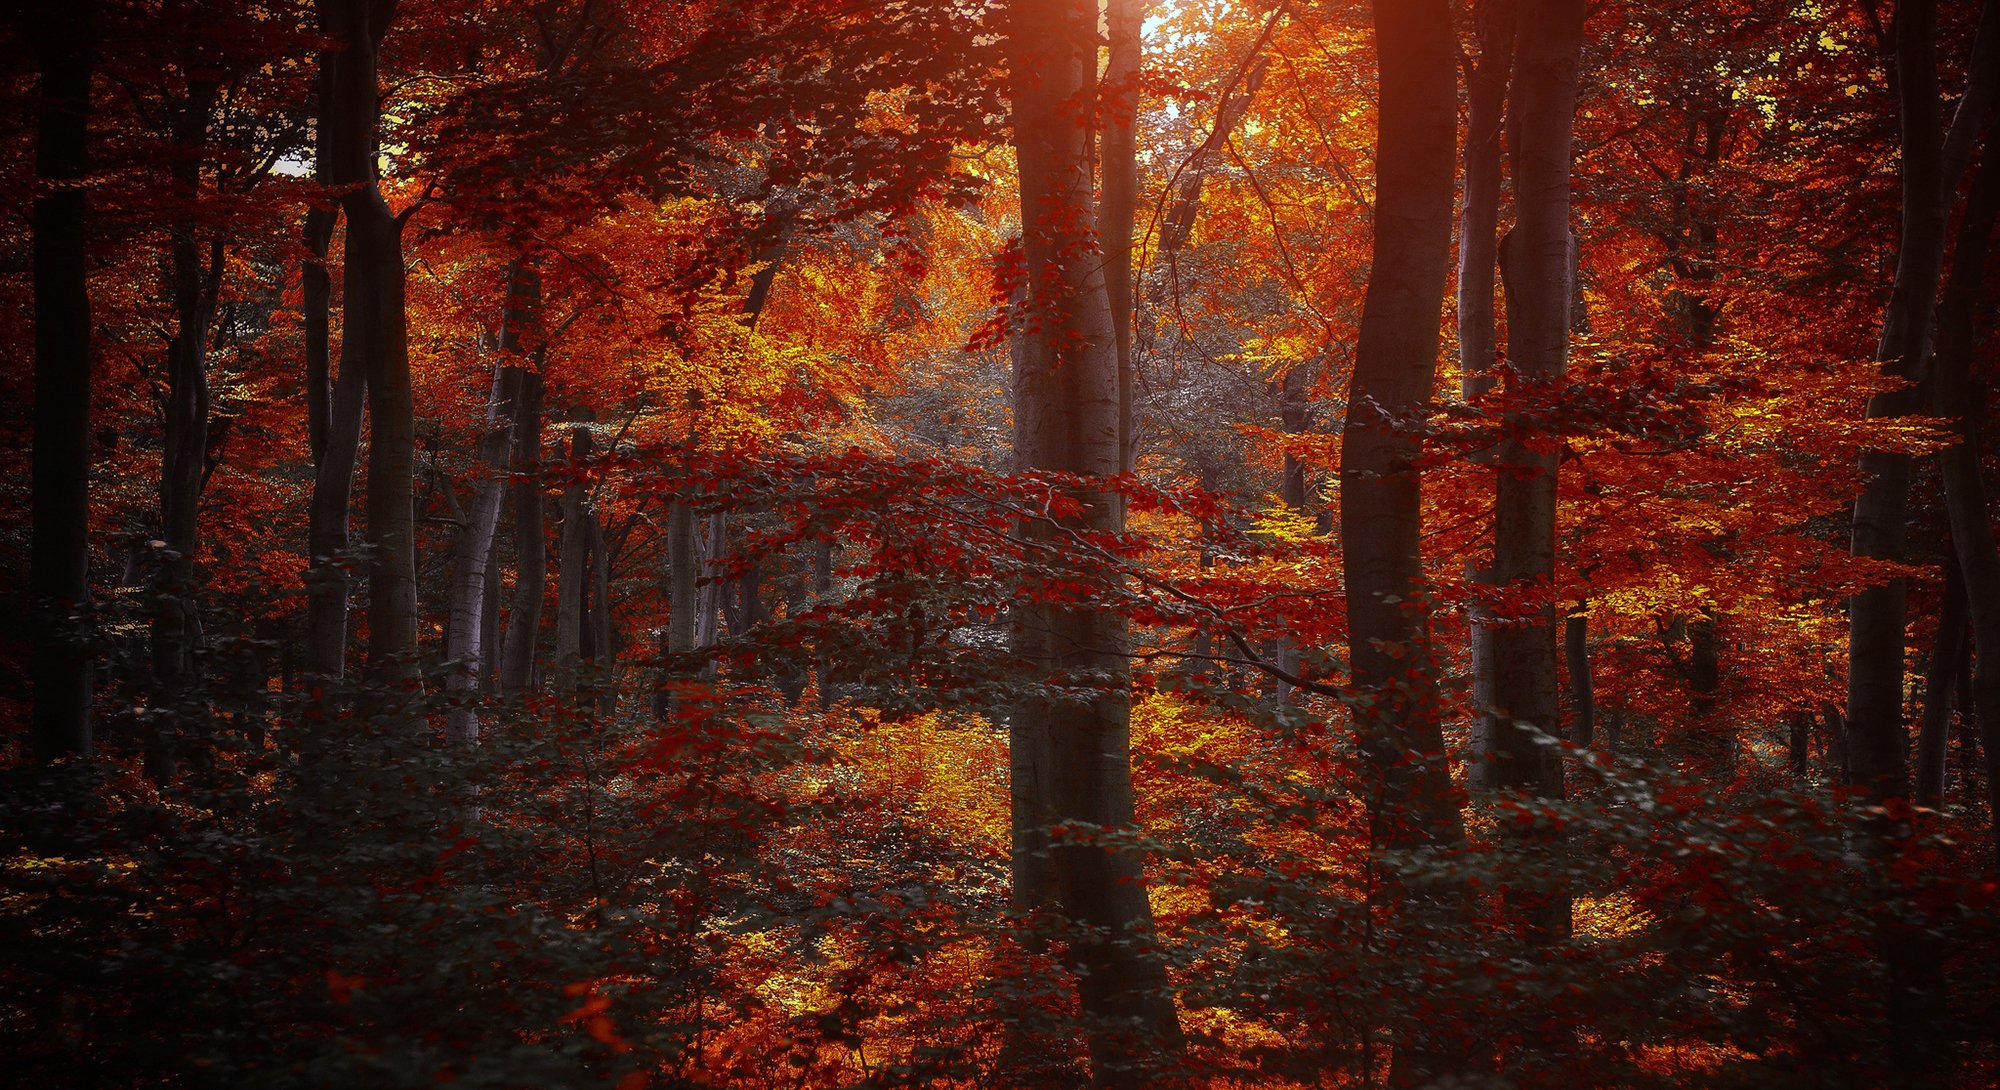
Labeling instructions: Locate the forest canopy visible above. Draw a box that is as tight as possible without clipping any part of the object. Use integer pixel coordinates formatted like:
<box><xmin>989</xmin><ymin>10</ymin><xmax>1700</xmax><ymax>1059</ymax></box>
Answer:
<box><xmin>5</xmin><ymin>0</ymin><xmax>2000</xmax><ymax>1087</ymax></box>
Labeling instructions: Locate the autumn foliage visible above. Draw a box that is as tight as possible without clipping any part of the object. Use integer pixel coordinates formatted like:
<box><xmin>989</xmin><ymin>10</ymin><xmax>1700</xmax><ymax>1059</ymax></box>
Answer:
<box><xmin>4</xmin><ymin>0</ymin><xmax>2000</xmax><ymax>1087</ymax></box>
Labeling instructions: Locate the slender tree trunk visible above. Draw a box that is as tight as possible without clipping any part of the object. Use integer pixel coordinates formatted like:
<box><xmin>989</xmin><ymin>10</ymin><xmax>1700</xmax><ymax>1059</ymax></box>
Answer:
<box><xmin>1848</xmin><ymin>0</ymin><xmax>1948</xmax><ymax>803</ymax></box>
<box><xmin>1344</xmin><ymin>0</ymin><xmax>1465</xmax><ymax>854</ymax></box>
<box><xmin>1565</xmin><ymin>607</ymin><xmax>1593</xmax><ymax>747</ymax></box>
<box><xmin>1102</xmin><ymin>0</ymin><xmax>1141</xmax><ymax>474</ymax></box>
<box><xmin>1271</xmin><ymin>364</ymin><xmax>1312</xmax><ymax>700</ymax></box>
<box><xmin>1916</xmin><ymin>563</ymin><xmax>1968</xmax><ymax>807</ymax></box>
<box><xmin>354</xmin><ymin>195</ymin><xmax>416</xmax><ymax>679</ymax></box>
<box><xmin>443</xmin><ymin>363</ymin><xmax>514</xmax><ymax>746</ymax></box>
<box><xmin>498</xmin><ymin>364</ymin><xmax>545</xmax><ymax>690</ymax></box>
<box><xmin>1932</xmin><ymin>120</ymin><xmax>2000</xmax><ymax>865</ymax></box>
<box><xmin>149</xmin><ymin>77</ymin><xmax>223</xmax><ymax>780</ymax></box>
<box><xmin>29</xmin><ymin>0</ymin><xmax>96</xmax><ymax>762</ymax></box>
<box><xmin>554</xmin><ymin>418</ymin><xmax>596</xmax><ymax>672</ymax></box>
<box><xmin>1489</xmin><ymin>0</ymin><xmax>1585</xmax><ymax>945</ymax></box>
<box><xmin>305</xmin><ymin>0</ymin><xmax>402</xmax><ymax>681</ymax></box>
<box><xmin>1340</xmin><ymin>2</ymin><xmax>1471</xmax><ymax>1083</ymax></box>
<box><xmin>1006</xmin><ymin>0</ymin><xmax>1182</xmax><ymax>1078</ymax></box>
<box><xmin>1460</xmin><ymin>0</ymin><xmax>1515</xmax><ymax>790</ymax></box>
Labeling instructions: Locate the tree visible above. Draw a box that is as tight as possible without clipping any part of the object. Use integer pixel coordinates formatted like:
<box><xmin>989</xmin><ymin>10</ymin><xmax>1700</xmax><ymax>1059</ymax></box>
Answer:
<box><xmin>1488</xmin><ymin>0</ymin><xmax>1587</xmax><ymax>939</ymax></box>
<box><xmin>1337</xmin><ymin>0</ymin><xmax>1466</xmax><ymax>1082</ymax></box>
<box><xmin>1005</xmin><ymin>0</ymin><xmax>1182</xmax><ymax>1078</ymax></box>
<box><xmin>27</xmin><ymin>0</ymin><xmax>96</xmax><ymax>762</ymax></box>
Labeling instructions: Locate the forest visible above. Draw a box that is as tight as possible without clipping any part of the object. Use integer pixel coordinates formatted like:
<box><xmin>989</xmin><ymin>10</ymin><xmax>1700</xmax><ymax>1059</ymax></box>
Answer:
<box><xmin>5</xmin><ymin>0</ymin><xmax>2000</xmax><ymax>1086</ymax></box>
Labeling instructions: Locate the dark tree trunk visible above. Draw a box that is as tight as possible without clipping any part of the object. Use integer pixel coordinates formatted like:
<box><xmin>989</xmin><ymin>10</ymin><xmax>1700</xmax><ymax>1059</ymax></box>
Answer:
<box><xmin>149</xmin><ymin>77</ymin><xmax>223</xmax><ymax>780</ymax></box>
<box><xmin>498</xmin><ymin>364</ymin><xmax>546</xmax><ymax>691</ymax></box>
<box><xmin>1460</xmin><ymin>0</ymin><xmax>1515</xmax><ymax>790</ymax></box>
<box><xmin>1932</xmin><ymin>109</ymin><xmax>2000</xmax><ymax>864</ymax></box>
<box><xmin>1103</xmin><ymin>0</ymin><xmax>1141</xmax><ymax>473</ymax></box>
<box><xmin>1489</xmin><ymin>0</ymin><xmax>1585</xmax><ymax>945</ymax></box>
<box><xmin>29</xmin><ymin>0</ymin><xmax>96</xmax><ymax>762</ymax></box>
<box><xmin>1340</xmin><ymin>2</ymin><xmax>1473</xmax><ymax>1083</ymax></box>
<box><xmin>1847</xmin><ymin>0</ymin><xmax>1949</xmax><ymax>803</ymax></box>
<box><xmin>1271</xmin><ymin>363</ymin><xmax>1312</xmax><ymax>700</ymax></box>
<box><xmin>355</xmin><ymin>194</ymin><xmax>416</xmax><ymax>679</ymax></box>
<box><xmin>1565</xmin><ymin>607</ymin><xmax>1594</xmax><ymax>747</ymax></box>
<box><xmin>442</xmin><ymin>360</ymin><xmax>515</xmax><ymax>746</ymax></box>
<box><xmin>1916</xmin><ymin>563</ymin><xmax>1968</xmax><ymax>807</ymax></box>
<box><xmin>304</xmin><ymin>0</ymin><xmax>402</xmax><ymax>681</ymax></box>
<box><xmin>1006</xmin><ymin>0</ymin><xmax>1182</xmax><ymax>1078</ymax></box>
<box><xmin>554</xmin><ymin>417</ymin><xmax>596</xmax><ymax>674</ymax></box>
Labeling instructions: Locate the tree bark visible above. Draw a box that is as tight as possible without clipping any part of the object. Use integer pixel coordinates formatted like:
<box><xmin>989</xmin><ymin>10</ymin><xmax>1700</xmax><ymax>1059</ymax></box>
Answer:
<box><xmin>149</xmin><ymin>76</ymin><xmax>223</xmax><ymax>780</ymax></box>
<box><xmin>1916</xmin><ymin>562</ymin><xmax>1968</xmax><ymax>807</ymax></box>
<box><xmin>1461</xmin><ymin>0</ymin><xmax>1516</xmax><ymax>791</ymax></box>
<box><xmin>1489</xmin><ymin>0</ymin><xmax>1585</xmax><ymax>944</ymax></box>
<box><xmin>497</xmin><ymin>364</ymin><xmax>546</xmax><ymax>691</ymax></box>
<box><xmin>554</xmin><ymin>417</ymin><xmax>596</xmax><ymax>672</ymax></box>
<box><xmin>1340</xmin><ymin>2</ymin><xmax>1474</xmax><ymax>1083</ymax></box>
<box><xmin>29</xmin><ymin>0</ymin><xmax>96</xmax><ymax>762</ymax></box>
<box><xmin>1102</xmin><ymin>0</ymin><xmax>1141</xmax><ymax>474</ymax></box>
<box><xmin>1564</xmin><ymin>607</ymin><xmax>1593</xmax><ymax>747</ymax></box>
<box><xmin>1006</xmin><ymin>0</ymin><xmax>1183</xmax><ymax>1078</ymax></box>
<box><xmin>1847</xmin><ymin>0</ymin><xmax>1949</xmax><ymax>803</ymax></box>
<box><xmin>442</xmin><ymin>358</ymin><xmax>516</xmax><ymax>746</ymax></box>
<box><xmin>1931</xmin><ymin>114</ymin><xmax>2000</xmax><ymax>864</ymax></box>
<box><xmin>305</xmin><ymin>0</ymin><xmax>402</xmax><ymax>681</ymax></box>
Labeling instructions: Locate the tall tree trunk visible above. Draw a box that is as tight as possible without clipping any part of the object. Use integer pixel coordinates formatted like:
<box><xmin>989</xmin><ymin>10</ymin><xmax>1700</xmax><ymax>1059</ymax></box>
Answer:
<box><xmin>1102</xmin><ymin>0</ymin><xmax>1141</xmax><ymax>474</ymax></box>
<box><xmin>1006</xmin><ymin>0</ymin><xmax>1182</xmax><ymax>1078</ymax></box>
<box><xmin>1847</xmin><ymin>0</ymin><xmax>1948</xmax><ymax>803</ymax></box>
<box><xmin>1916</xmin><ymin>563</ymin><xmax>1968</xmax><ymax>807</ymax></box>
<box><xmin>1932</xmin><ymin>116</ymin><xmax>2000</xmax><ymax>864</ymax></box>
<box><xmin>1487</xmin><ymin>0</ymin><xmax>1585</xmax><ymax>945</ymax></box>
<box><xmin>554</xmin><ymin>417</ymin><xmax>596</xmax><ymax>673</ymax></box>
<box><xmin>1271</xmin><ymin>364</ymin><xmax>1312</xmax><ymax>700</ymax></box>
<box><xmin>497</xmin><ymin>364</ymin><xmax>546</xmax><ymax>690</ymax></box>
<box><xmin>149</xmin><ymin>77</ymin><xmax>223</xmax><ymax>780</ymax></box>
<box><xmin>442</xmin><ymin>360</ymin><xmax>515</xmax><ymax>746</ymax></box>
<box><xmin>305</xmin><ymin>0</ymin><xmax>402</xmax><ymax>681</ymax></box>
<box><xmin>654</xmin><ymin>487</ymin><xmax>700</xmax><ymax>718</ymax></box>
<box><xmin>355</xmin><ymin>196</ymin><xmax>416</xmax><ymax>679</ymax></box>
<box><xmin>1339</xmin><ymin>2</ymin><xmax>1469</xmax><ymax>1083</ymax></box>
<box><xmin>1565</xmin><ymin>606</ymin><xmax>1594</xmax><ymax>747</ymax></box>
<box><xmin>1460</xmin><ymin>0</ymin><xmax>1515</xmax><ymax>790</ymax></box>
<box><xmin>29</xmin><ymin>0</ymin><xmax>96</xmax><ymax>762</ymax></box>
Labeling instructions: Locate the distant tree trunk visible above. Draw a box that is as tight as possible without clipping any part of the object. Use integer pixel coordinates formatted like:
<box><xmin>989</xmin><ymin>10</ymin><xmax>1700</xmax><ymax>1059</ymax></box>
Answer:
<box><xmin>587</xmin><ymin>513</ymin><xmax>613</xmax><ymax>667</ymax></box>
<box><xmin>1160</xmin><ymin>57</ymin><xmax>1267</xmax><ymax>259</ymax></box>
<box><xmin>28</xmin><ymin>0</ymin><xmax>96</xmax><ymax>762</ymax></box>
<box><xmin>1489</xmin><ymin>0</ymin><xmax>1585</xmax><ymax>944</ymax></box>
<box><xmin>149</xmin><ymin>76</ymin><xmax>223</xmax><ymax>780</ymax></box>
<box><xmin>654</xmin><ymin>488</ymin><xmax>700</xmax><ymax>718</ymax></box>
<box><xmin>1685</xmin><ymin>610</ymin><xmax>1724</xmax><ymax>765</ymax></box>
<box><xmin>1460</xmin><ymin>0</ymin><xmax>1515</xmax><ymax>791</ymax></box>
<box><xmin>696</xmin><ymin>511</ymin><xmax>726</xmax><ymax>659</ymax></box>
<box><xmin>497</xmin><ymin>363</ymin><xmax>545</xmax><ymax>691</ymax></box>
<box><xmin>1789</xmin><ymin>708</ymin><xmax>1813</xmax><ymax>781</ymax></box>
<box><xmin>554</xmin><ymin>418</ymin><xmax>596</xmax><ymax>672</ymax></box>
<box><xmin>1271</xmin><ymin>363</ymin><xmax>1312</xmax><ymax>700</ymax></box>
<box><xmin>1847</xmin><ymin>0</ymin><xmax>1949</xmax><ymax>803</ymax></box>
<box><xmin>1102</xmin><ymin>0</ymin><xmax>1141</xmax><ymax>473</ymax></box>
<box><xmin>1565</xmin><ymin>606</ymin><xmax>1593</xmax><ymax>746</ymax></box>
<box><xmin>811</xmin><ymin>534</ymin><xmax>833</xmax><ymax>708</ymax></box>
<box><xmin>442</xmin><ymin>359</ymin><xmax>515</xmax><ymax>746</ymax></box>
<box><xmin>1340</xmin><ymin>1</ymin><xmax>1472</xmax><ymax>1082</ymax></box>
<box><xmin>1006</xmin><ymin>0</ymin><xmax>1183</xmax><ymax>1079</ymax></box>
<box><xmin>1916</xmin><ymin>563</ymin><xmax>1968</xmax><ymax>807</ymax></box>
